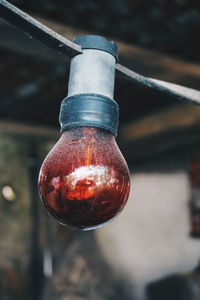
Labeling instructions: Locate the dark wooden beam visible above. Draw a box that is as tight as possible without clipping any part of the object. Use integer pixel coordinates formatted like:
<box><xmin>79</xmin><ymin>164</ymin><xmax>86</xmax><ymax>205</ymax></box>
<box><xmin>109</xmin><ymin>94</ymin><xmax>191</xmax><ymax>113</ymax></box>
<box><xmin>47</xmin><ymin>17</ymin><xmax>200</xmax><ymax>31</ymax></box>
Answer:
<box><xmin>0</xmin><ymin>120</ymin><xmax>59</xmax><ymax>140</ymax></box>
<box><xmin>119</xmin><ymin>104</ymin><xmax>200</xmax><ymax>164</ymax></box>
<box><xmin>121</xmin><ymin>104</ymin><xmax>200</xmax><ymax>142</ymax></box>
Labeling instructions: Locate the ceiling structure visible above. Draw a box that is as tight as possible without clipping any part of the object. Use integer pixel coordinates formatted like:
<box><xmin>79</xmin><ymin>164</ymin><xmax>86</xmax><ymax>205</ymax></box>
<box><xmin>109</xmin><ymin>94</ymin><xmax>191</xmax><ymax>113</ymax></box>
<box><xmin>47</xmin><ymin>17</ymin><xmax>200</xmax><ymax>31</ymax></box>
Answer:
<box><xmin>0</xmin><ymin>0</ymin><xmax>200</xmax><ymax>165</ymax></box>
<box><xmin>8</xmin><ymin>0</ymin><xmax>200</xmax><ymax>63</ymax></box>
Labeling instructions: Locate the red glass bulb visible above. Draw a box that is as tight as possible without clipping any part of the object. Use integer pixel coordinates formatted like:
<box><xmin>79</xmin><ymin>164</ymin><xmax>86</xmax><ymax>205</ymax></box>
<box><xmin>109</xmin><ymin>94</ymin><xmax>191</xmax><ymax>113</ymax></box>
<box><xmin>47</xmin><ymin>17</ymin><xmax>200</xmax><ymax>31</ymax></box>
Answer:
<box><xmin>39</xmin><ymin>127</ymin><xmax>130</xmax><ymax>230</ymax></box>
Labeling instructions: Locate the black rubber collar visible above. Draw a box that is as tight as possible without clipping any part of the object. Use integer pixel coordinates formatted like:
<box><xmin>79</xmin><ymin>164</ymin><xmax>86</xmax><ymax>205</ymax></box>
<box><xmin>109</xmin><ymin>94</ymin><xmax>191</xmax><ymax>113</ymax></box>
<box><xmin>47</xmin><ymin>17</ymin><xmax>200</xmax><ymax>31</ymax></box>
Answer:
<box><xmin>73</xmin><ymin>35</ymin><xmax>118</xmax><ymax>62</ymax></box>
<box><xmin>59</xmin><ymin>94</ymin><xmax>119</xmax><ymax>136</ymax></box>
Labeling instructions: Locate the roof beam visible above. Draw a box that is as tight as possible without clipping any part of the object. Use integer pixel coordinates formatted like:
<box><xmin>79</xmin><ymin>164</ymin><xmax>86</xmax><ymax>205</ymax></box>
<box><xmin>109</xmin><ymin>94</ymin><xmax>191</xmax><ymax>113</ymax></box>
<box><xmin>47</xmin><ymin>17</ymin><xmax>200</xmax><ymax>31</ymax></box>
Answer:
<box><xmin>119</xmin><ymin>103</ymin><xmax>200</xmax><ymax>163</ymax></box>
<box><xmin>0</xmin><ymin>120</ymin><xmax>59</xmax><ymax>140</ymax></box>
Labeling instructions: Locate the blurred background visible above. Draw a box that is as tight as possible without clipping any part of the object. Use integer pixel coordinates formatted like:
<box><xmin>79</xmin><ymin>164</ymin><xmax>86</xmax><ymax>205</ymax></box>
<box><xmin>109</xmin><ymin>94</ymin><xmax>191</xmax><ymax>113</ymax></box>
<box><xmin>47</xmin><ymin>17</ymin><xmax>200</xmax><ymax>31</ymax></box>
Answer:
<box><xmin>0</xmin><ymin>0</ymin><xmax>200</xmax><ymax>299</ymax></box>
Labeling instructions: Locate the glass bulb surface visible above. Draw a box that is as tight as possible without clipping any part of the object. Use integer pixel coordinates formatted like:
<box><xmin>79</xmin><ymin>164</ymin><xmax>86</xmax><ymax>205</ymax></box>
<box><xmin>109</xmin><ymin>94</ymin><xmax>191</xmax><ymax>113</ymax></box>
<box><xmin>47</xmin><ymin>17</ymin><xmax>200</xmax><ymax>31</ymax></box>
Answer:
<box><xmin>39</xmin><ymin>127</ymin><xmax>130</xmax><ymax>230</ymax></box>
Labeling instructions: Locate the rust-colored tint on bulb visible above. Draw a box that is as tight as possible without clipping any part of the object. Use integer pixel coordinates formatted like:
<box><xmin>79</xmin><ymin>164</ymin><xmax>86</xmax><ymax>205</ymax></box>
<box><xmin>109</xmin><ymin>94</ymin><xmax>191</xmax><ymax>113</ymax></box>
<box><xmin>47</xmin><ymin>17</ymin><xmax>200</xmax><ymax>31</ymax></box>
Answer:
<box><xmin>39</xmin><ymin>127</ymin><xmax>130</xmax><ymax>230</ymax></box>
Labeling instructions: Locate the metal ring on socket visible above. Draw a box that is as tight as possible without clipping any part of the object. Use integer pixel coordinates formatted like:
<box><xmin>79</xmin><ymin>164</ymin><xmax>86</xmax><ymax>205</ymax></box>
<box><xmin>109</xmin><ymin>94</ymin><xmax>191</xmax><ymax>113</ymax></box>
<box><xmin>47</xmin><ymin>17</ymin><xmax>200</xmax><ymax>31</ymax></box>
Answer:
<box><xmin>59</xmin><ymin>93</ymin><xmax>119</xmax><ymax>136</ymax></box>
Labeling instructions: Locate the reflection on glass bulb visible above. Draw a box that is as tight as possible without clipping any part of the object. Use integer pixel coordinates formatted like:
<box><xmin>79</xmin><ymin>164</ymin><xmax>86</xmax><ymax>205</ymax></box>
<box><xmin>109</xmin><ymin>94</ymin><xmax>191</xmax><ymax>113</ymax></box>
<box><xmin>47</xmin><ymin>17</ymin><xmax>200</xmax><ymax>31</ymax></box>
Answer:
<box><xmin>39</xmin><ymin>127</ymin><xmax>130</xmax><ymax>230</ymax></box>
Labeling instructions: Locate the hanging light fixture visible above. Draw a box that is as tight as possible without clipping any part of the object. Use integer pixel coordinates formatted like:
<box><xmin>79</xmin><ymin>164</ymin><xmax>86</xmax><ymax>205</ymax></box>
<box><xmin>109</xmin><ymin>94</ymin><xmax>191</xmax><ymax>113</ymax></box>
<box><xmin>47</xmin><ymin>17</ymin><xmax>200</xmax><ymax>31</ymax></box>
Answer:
<box><xmin>38</xmin><ymin>36</ymin><xmax>130</xmax><ymax>230</ymax></box>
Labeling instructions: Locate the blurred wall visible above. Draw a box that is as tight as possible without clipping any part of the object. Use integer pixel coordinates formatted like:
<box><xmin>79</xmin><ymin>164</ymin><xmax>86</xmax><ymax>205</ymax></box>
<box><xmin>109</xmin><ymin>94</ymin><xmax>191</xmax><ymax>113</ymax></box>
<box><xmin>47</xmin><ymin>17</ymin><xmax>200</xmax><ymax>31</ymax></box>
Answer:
<box><xmin>0</xmin><ymin>132</ymin><xmax>53</xmax><ymax>300</ymax></box>
<box><xmin>96</xmin><ymin>171</ymin><xmax>200</xmax><ymax>300</ymax></box>
<box><xmin>0</xmin><ymin>133</ymin><xmax>31</xmax><ymax>299</ymax></box>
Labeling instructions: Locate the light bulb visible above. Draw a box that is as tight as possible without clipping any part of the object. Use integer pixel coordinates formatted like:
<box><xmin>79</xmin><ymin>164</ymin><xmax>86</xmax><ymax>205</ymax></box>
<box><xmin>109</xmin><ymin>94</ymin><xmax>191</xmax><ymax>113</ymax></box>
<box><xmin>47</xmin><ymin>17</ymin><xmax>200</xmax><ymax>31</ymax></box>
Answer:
<box><xmin>38</xmin><ymin>35</ymin><xmax>131</xmax><ymax>230</ymax></box>
<box><xmin>39</xmin><ymin>127</ymin><xmax>130</xmax><ymax>230</ymax></box>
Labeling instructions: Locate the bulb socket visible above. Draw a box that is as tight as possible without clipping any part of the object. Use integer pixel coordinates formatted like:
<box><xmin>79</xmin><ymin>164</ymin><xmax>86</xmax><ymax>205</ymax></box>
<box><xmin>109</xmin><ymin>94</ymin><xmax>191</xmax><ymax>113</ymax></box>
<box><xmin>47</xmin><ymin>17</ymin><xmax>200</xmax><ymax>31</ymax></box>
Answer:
<box><xmin>59</xmin><ymin>94</ymin><xmax>119</xmax><ymax>136</ymax></box>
